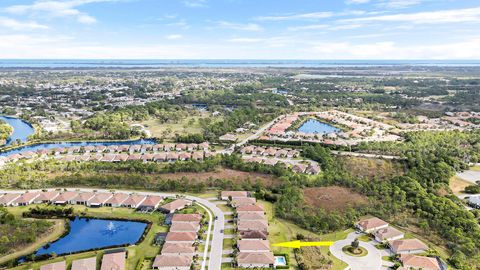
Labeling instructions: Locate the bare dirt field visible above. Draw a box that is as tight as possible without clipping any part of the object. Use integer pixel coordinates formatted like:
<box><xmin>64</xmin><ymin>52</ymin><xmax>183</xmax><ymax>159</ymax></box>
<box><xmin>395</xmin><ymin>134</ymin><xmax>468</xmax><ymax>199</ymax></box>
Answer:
<box><xmin>303</xmin><ymin>186</ymin><xmax>369</xmax><ymax>212</ymax></box>
<box><xmin>449</xmin><ymin>176</ymin><xmax>472</xmax><ymax>194</ymax></box>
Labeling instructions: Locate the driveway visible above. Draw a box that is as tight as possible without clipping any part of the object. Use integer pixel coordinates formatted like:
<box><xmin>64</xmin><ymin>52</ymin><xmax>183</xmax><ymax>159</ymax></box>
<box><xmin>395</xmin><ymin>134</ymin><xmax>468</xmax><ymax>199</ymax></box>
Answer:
<box><xmin>329</xmin><ymin>232</ymin><xmax>383</xmax><ymax>270</ymax></box>
<box><xmin>456</xmin><ymin>170</ymin><xmax>480</xmax><ymax>184</ymax></box>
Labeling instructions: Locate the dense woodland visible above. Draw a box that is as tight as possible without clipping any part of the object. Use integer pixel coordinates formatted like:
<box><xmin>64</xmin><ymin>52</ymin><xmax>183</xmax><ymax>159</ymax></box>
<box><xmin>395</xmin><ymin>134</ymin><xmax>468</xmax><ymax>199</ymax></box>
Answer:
<box><xmin>0</xmin><ymin>120</ymin><xmax>13</xmax><ymax>142</ymax></box>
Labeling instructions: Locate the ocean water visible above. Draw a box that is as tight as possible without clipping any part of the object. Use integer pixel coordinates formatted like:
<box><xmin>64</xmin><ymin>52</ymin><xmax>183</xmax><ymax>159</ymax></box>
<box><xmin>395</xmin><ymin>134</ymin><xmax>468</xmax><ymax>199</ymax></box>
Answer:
<box><xmin>0</xmin><ymin>59</ymin><xmax>479</xmax><ymax>68</ymax></box>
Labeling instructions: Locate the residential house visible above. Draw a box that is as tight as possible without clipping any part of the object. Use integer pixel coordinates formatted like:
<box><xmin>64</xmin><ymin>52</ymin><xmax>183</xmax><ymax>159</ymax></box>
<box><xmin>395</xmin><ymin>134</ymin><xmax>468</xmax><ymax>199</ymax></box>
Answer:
<box><xmin>237</xmin><ymin>240</ymin><xmax>271</xmax><ymax>253</ymax></box>
<box><xmin>236</xmin><ymin>204</ymin><xmax>265</xmax><ymax>214</ymax></box>
<box><xmin>356</xmin><ymin>217</ymin><xmax>389</xmax><ymax>233</ymax></box>
<box><xmin>231</xmin><ymin>197</ymin><xmax>256</xmax><ymax>207</ymax></box>
<box><xmin>292</xmin><ymin>164</ymin><xmax>307</xmax><ymax>173</ymax></box>
<box><xmin>71</xmin><ymin>192</ymin><xmax>96</xmax><ymax>205</ymax></box>
<box><xmin>170</xmin><ymin>222</ymin><xmax>200</xmax><ymax>232</ymax></box>
<box><xmin>237</xmin><ymin>220</ymin><xmax>268</xmax><ymax>233</ymax></box>
<box><xmin>220</xmin><ymin>191</ymin><xmax>248</xmax><ymax>200</ymax></box>
<box><xmin>237</xmin><ymin>212</ymin><xmax>266</xmax><ymax>222</ymax></box>
<box><xmin>165</xmin><ymin>232</ymin><xmax>197</xmax><ymax>244</ymax></box>
<box><xmin>152</xmin><ymin>254</ymin><xmax>192</xmax><ymax>270</ymax></box>
<box><xmin>87</xmin><ymin>193</ymin><xmax>113</xmax><ymax>207</ymax></box>
<box><xmin>105</xmin><ymin>193</ymin><xmax>130</xmax><ymax>207</ymax></box>
<box><xmin>374</xmin><ymin>226</ymin><xmax>405</xmax><ymax>242</ymax></box>
<box><xmin>34</xmin><ymin>190</ymin><xmax>60</xmax><ymax>204</ymax></box>
<box><xmin>158</xmin><ymin>199</ymin><xmax>192</xmax><ymax>213</ymax></box>
<box><xmin>100</xmin><ymin>251</ymin><xmax>126</xmax><ymax>270</ymax></box>
<box><xmin>237</xmin><ymin>252</ymin><xmax>275</xmax><ymax>268</ymax></box>
<box><xmin>399</xmin><ymin>254</ymin><xmax>441</xmax><ymax>270</ymax></box>
<box><xmin>71</xmin><ymin>257</ymin><xmax>96</xmax><ymax>270</ymax></box>
<box><xmin>239</xmin><ymin>230</ymin><xmax>268</xmax><ymax>240</ymax></box>
<box><xmin>40</xmin><ymin>261</ymin><xmax>66</xmax><ymax>270</ymax></box>
<box><xmin>11</xmin><ymin>192</ymin><xmax>40</xmax><ymax>206</ymax></box>
<box><xmin>161</xmin><ymin>243</ymin><xmax>195</xmax><ymax>256</ymax></box>
<box><xmin>0</xmin><ymin>193</ymin><xmax>21</xmax><ymax>206</ymax></box>
<box><xmin>171</xmin><ymin>214</ymin><xmax>203</xmax><ymax>224</ymax></box>
<box><xmin>138</xmin><ymin>195</ymin><xmax>163</xmax><ymax>211</ymax></box>
<box><xmin>122</xmin><ymin>194</ymin><xmax>147</xmax><ymax>208</ymax></box>
<box><xmin>306</xmin><ymin>164</ymin><xmax>321</xmax><ymax>175</ymax></box>
<box><xmin>389</xmin><ymin>239</ymin><xmax>428</xmax><ymax>255</ymax></box>
<box><xmin>52</xmin><ymin>191</ymin><xmax>79</xmax><ymax>205</ymax></box>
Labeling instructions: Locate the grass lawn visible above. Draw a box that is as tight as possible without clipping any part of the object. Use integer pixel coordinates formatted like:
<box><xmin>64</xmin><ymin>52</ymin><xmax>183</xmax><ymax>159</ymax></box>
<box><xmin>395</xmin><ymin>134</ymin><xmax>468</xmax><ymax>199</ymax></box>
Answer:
<box><xmin>216</xmin><ymin>204</ymin><xmax>233</xmax><ymax>213</ymax></box>
<box><xmin>5</xmin><ymin>205</ymin><xmax>168</xmax><ymax>270</ymax></box>
<box><xmin>471</xmin><ymin>166</ymin><xmax>480</xmax><ymax>171</ymax></box>
<box><xmin>449</xmin><ymin>176</ymin><xmax>472</xmax><ymax>194</ymax></box>
<box><xmin>357</xmin><ymin>234</ymin><xmax>371</xmax><ymax>242</ymax></box>
<box><xmin>257</xmin><ymin>200</ymin><xmax>350</xmax><ymax>270</ymax></box>
<box><xmin>223</xmin><ymin>238</ymin><xmax>235</xmax><ymax>250</ymax></box>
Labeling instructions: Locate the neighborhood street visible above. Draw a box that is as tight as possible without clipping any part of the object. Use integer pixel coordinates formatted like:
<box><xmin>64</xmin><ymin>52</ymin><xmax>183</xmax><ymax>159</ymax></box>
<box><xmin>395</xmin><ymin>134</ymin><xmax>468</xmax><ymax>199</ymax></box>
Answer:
<box><xmin>329</xmin><ymin>232</ymin><xmax>383</xmax><ymax>270</ymax></box>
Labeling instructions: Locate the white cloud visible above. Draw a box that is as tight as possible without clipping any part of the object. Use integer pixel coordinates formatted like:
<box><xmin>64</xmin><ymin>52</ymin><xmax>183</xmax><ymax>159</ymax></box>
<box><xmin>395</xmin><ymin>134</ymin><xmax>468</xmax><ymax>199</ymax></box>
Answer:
<box><xmin>216</xmin><ymin>21</ymin><xmax>263</xmax><ymax>31</ymax></box>
<box><xmin>183</xmin><ymin>0</ymin><xmax>207</xmax><ymax>8</ymax></box>
<box><xmin>5</xmin><ymin>0</ymin><xmax>117</xmax><ymax>24</ymax></box>
<box><xmin>165</xmin><ymin>34</ymin><xmax>183</xmax><ymax>40</ymax></box>
<box><xmin>377</xmin><ymin>0</ymin><xmax>423</xmax><ymax>9</ymax></box>
<box><xmin>255</xmin><ymin>12</ymin><xmax>334</xmax><ymax>21</ymax></box>
<box><xmin>228</xmin><ymin>38</ymin><xmax>264</xmax><ymax>43</ymax></box>
<box><xmin>309</xmin><ymin>38</ymin><xmax>480</xmax><ymax>59</ymax></box>
<box><xmin>287</xmin><ymin>24</ymin><xmax>328</xmax><ymax>31</ymax></box>
<box><xmin>0</xmin><ymin>16</ymin><xmax>48</xmax><ymax>30</ymax></box>
<box><xmin>342</xmin><ymin>7</ymin><xmax>480</xmax><ymax>24</ymax></box>
<box><xmin>346</xmin><ymin>0</ymin><xmax>371</xmax><ymax>4</ymax></box>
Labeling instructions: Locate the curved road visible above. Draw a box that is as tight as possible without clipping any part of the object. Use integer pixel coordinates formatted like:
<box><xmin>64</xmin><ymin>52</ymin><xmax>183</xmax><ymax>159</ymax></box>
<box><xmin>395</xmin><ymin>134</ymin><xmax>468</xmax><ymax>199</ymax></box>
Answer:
<box><xmin>329</xmin><ymin>232</ymin><xmax>383</xmax><ymax>270</ymax></box>
<box><xmin>0</xmin><ymin>188</ymin><xmax>224</xmax><ymax>270</ymax></box>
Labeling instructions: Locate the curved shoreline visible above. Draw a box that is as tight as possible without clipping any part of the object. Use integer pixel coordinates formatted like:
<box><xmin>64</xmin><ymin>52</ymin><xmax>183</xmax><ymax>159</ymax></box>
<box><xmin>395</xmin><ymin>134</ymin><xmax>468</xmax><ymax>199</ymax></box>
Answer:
<box><xmin>0</xmin><ymin>116</ymin><xmax>35</xmax><ymax>147</ymax></box>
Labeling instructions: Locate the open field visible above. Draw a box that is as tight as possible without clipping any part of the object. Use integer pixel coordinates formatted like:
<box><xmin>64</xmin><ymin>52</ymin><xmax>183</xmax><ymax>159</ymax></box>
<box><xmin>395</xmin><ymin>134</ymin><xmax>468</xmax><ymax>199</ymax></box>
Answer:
<box><xmin>303</xmin><ymin>186</ymin><xmax>369</xmax><ymax>212</ymax></box>
<box><xmin>339</xmin><ymin>156</ymin><xmax>406</xmax><ymax>180</ymax></box>
<box><xmin>449</xmin><ymin>176</ymin><xmax>472</xmax><ymax>194</ymax></box>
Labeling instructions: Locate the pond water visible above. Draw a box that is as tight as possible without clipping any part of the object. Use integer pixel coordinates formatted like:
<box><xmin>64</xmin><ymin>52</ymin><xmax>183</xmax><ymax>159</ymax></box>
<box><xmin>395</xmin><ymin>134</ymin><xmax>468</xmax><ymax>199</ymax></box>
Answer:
<box><xmin>298</xmin><ymin>119</ymin><xmax>340</xmax><ymax>134</ymax></box>
<box><xmin>0</xmin><ymin>139</ymin><xmax>156</xmax><ymax>157</ymax></box>
<box><xmin>35</xmin><ymin>217</ymin><xmax>147</xmax><ymax>256</ymax></box>
<box><xmin>0</xmin><ymin>116</ymin><xmax>35</xmax><ymax>146</ymax></box>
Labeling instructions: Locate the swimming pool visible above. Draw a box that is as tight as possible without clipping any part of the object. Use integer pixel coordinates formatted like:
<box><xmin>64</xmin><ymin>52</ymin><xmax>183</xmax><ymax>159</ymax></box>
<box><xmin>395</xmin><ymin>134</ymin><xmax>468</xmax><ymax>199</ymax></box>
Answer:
<box><xmin>274</xmin><ymin>256</ymin><xmax>287</xmax><ymax>266</ymax></box>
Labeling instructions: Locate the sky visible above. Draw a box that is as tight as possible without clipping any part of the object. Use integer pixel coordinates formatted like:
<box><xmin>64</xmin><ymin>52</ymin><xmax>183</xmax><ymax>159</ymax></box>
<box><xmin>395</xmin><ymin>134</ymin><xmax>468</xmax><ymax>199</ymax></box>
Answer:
<box><xmin>0</xmin><ymin>0</ymin><xmax>479</xmax><ymax>59</ymax></box>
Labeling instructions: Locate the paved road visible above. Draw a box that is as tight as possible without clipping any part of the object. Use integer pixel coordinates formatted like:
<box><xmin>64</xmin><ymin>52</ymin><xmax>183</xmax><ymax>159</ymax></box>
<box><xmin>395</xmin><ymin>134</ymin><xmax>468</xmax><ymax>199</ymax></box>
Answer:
<box><xmin>0</xmin><ymin>188</ymin><xmax>224</xmax><ymax>270</ymax></box>
<box><xmin>329</xmin><ymin>232</ymin><xmax>383</xmax><ymax>270</ymax></box>
<box><xmin>456</xmin><ymin>169</ymin><xmax>480</xmax><ymax>184</ymax></box>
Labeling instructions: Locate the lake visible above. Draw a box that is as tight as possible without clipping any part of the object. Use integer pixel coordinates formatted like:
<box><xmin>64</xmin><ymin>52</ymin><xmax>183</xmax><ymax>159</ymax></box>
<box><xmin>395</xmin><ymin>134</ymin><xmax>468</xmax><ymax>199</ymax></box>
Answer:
<box><xmin>0</xmin><ymin>139</ymin><xmax>156</xmax><ymax>157</ymax></box>
<box><xmin>298</xmin><ymin>119</ymin><xmax>340</xmax><ymax>134</ymax></box>
<box><xmin>35</xmin><ymin>217</ymin><xmax>147</xmax><ymax>256</ymax></box>
<box><xmin>0</xmin><ymin>116</ymin><xmax>35</xmax><ymax>146</ymax></box>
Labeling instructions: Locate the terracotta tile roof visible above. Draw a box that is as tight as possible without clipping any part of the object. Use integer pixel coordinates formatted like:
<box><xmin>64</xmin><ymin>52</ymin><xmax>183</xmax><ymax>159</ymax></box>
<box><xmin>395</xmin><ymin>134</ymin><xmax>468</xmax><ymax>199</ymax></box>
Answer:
<box><xmin>221</xmin><ymin>191</ymin><xmax>248</xmax><ymax>198</ymax></box>
<box><xmin>152</xmin><ymin>254</ymin><xmax>192</xmax><ymax>268</ymax></box>
<box><xmin>71</xmin><ymin>257</ymin><xmax>96</xmax><ymax>270</ymax></box>
<box><xmin>237</xmin><ymin>212</ymin><xmax>267</xmax><ymax>221</ymax></box>
<box><xmin>238</xmin><ymin>220</ymin><xmax>268</xmax><ymax>232</ymax></box>
<box><xmin>101</xmin><ymin>251</ymin><xmax>126</xmax><ymax>270</ymax></box>
<box><xmin>160</xmin><ymin>199</ymin><xmax>190</xmax><ymax>211</ymax></box>
<box><xmin>236</xmin><ymin>204</ymin><xmax>265</xmax><ymax>212</ymax></box>
<box><xmin>40</xmin><ymin>261</ymin><xmax>66</xmax><ymax>270</ymax></box>
<box><xmin>171</xmin><ymin>214</ymin><xmax>202</xmax><ymax>223</ymax></box>
<box><xmin>237</xmin><ymin>252</ymin><xmax>275</xmax><ymax>265</ymax></box>
<box><xmin>170</xmin><ymin>222</ymin><xmax>200</xmax><ymax>232</ymax></box>
<box><xmin>237</xmin><ymin>240</ymin><xmax>270</xmax><ymax>252</ymax></box>
<box><xmin>165</xmin><ymin>232</ymin><xmax>197</xmax><ymax>242</ymax></box>
<box><xmin>390</xmin><ymin>239</ymin><xmax>428</xmax><ymax>253</ymax></box>
<box><xmin>357</xmin><ymin>217</ymin><xmax>388</xmax><ymax>231</ymax></box>
<box><xmin>122</xmin><ymin>194</ymin><xmax>146</xmax><ymax>206</ymax></box>
<box><xmin>231</xmin><ymin>197</ymin><xmax>256</xmax><ymax>206</ymax></box>
<box><xmin>161</xmin><ymin>243</ymin><xmax>195</xmax><ymax>254</ymax></box>
<box><xmin>88</xmin><ymin>193</ymin><xmax>113</xmax><ymax>205</ymax></box>
<box><xmin>36</xmin><ymin>191</ymin><xmax>60</xmax><ymax>202</ymax></box>
<box><xmin>374</xmin><ymin>226</ymin><xmax>404</xmax><ymax>241</ymax></box>
<box><xmin>400</xmin><ymin>254</ymin><xmax>441</xmax><ymax>270</ymax></box>
<box><xmin>74</xmin><ymin>192</ymin><xmax>96</xmax><ymax>202</ymax></box>
<box><xmin>0</xmin><ymin>193</ymin><xmax>21</xmax><ymax>205</ymax></box>
<box><xmin>239</xmin><ymin>230</ymin><xmax>268</xmax><ymax>240</ymax></box>
<box><xmin>140</xmin><ymin>196</ymin><xmax>163</xmax><ymax>207</ymax></box>
<box><xmin>12</xmin><ymin>192</ymin><xmax>40</xmax><ymax>204</ymax></box>
<box><xmin>105</xmin><ymin>193</ymin><xmax>130</xmax><ymax>205</ymax></box>
<box><xmin>53</xmin><ymin>191</ymin><xmax>78</xmax><ymax>203</ymax></box>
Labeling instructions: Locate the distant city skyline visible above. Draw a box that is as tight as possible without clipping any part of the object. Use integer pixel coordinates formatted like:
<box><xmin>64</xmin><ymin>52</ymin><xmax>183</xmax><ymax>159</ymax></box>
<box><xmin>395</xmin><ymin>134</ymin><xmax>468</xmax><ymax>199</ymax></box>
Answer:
<box><xmin>0</xmin><ymin>0</ymin><xmax>479</xmax><ymax>59</ymax></box>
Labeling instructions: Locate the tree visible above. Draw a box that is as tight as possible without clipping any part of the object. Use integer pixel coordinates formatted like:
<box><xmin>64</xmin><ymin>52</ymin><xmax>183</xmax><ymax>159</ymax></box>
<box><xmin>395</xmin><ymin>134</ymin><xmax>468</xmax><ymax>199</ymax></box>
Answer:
<box><xmin>351</xmin><ymin>238</ymin><xmax>360</xmax><ymax>250</ymax></box>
